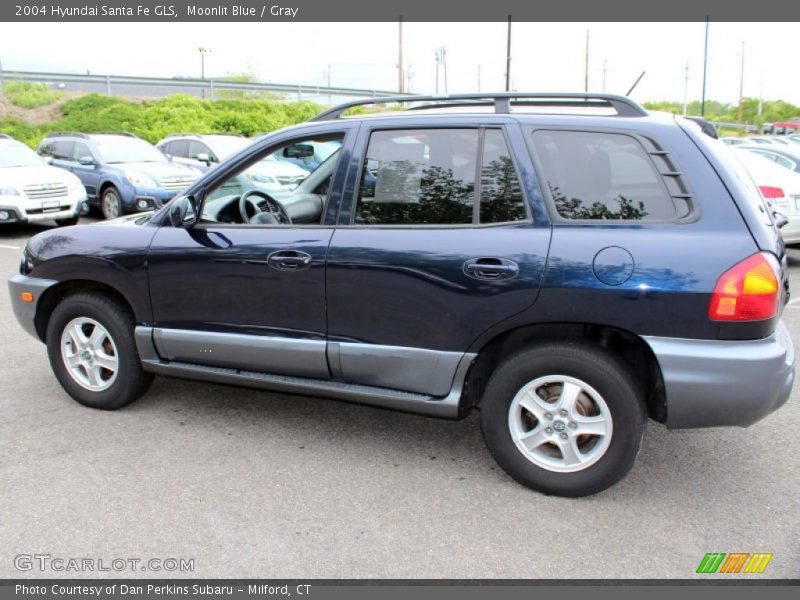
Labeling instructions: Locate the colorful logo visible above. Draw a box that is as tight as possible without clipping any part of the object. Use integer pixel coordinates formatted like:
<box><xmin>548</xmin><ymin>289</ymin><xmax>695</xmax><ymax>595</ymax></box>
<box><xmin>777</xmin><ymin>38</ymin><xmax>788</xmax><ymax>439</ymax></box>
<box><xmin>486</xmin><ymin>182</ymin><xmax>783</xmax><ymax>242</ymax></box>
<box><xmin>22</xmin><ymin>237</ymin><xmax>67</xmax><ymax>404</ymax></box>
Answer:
<box><xmin>696</xmin><ymin>552</ymin><xmax>773</xmax><ymax>574</ymax></box>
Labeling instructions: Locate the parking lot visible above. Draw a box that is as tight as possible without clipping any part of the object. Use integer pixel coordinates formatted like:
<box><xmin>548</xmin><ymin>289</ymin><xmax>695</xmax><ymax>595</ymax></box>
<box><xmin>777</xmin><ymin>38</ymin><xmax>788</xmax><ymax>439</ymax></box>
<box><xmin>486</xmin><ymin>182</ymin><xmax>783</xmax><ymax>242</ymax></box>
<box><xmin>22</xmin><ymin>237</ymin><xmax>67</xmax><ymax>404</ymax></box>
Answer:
<box><xmin>0</xmin><ymin>218</ymin><xmax>798</xmax><ymax>580</ymax></box>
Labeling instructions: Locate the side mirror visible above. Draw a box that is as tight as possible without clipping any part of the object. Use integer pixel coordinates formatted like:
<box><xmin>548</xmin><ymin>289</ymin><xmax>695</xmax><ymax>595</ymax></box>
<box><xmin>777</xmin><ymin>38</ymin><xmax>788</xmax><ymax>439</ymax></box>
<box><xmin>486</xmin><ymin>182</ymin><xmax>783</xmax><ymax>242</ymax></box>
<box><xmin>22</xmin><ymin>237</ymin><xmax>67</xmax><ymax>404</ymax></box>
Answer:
<box><xmin>42</xmin><ymin>155</ymin><xmax>54</xmax><ymax>165</ymax></box>
<box><xmin>773</xmin><ymin>211</ymin><xmax>789</xmax><ymax>229</ymax></box>
<box><xmin>78</xmin><ymin>156</ymin><xmax>95</xmax><ymax>166</ymax></box>
<box><xmin>283</xmin><ymin>144</ymin><xmax>315</xmax><ymax>159</ymax></box>
<box><xmin>195</xmin><ymin>153</ymin><xmax>212</xmax><ymax>165</ymax></box>
<box><xmin>169</xmin><ymin>196</ymin><xmax>198</xmax><ymax>228</ymax></box>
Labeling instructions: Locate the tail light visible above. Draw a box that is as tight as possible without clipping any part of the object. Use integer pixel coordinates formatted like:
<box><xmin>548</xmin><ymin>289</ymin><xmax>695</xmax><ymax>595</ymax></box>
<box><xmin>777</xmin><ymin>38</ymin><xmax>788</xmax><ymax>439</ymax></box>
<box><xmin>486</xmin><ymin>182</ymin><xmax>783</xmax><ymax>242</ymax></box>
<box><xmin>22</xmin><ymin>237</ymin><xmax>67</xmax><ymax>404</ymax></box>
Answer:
<box><xmin>709</xmin><ymin>252</ymin><xmax>781</xmax><ymax>321</ymax></box>
<box><xmin>759</xmin><ymin>186</ymin><xmax>789</xmax><ymax>210</ymax></box>
<box><xmin>759</xmin><ymin>186</ymin><xmax>784</xmax><ymax>199</ymax></box>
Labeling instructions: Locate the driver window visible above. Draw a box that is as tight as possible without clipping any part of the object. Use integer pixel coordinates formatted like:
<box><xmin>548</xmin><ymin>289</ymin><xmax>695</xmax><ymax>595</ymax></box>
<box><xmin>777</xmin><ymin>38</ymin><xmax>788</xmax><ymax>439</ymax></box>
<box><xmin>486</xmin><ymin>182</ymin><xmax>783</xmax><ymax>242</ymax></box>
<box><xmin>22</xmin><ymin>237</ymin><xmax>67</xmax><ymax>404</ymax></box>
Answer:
<box><xmin>200</xmin><ymin>134</ymin><xmax>344</xmax><ymax>226</ymax></box>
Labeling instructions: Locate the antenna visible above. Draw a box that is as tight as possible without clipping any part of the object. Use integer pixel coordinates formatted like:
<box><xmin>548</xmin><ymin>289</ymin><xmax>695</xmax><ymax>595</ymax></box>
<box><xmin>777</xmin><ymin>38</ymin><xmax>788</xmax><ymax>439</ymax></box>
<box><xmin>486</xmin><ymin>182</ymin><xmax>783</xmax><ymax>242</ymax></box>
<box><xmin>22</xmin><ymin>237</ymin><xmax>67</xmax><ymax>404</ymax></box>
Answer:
<box><xmin>626</xmin><ymin>71</ymin><xmax>646</xmax><ymax>96</ymax></box>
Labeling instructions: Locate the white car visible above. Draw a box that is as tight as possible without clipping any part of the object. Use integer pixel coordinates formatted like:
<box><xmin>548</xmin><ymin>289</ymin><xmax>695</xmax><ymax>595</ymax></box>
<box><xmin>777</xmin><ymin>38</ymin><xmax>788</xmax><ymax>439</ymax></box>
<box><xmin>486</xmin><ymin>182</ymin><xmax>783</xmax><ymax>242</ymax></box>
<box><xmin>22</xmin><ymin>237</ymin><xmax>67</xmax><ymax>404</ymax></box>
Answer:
<box><xmin>730</xmin><ymin>146</ymin><xmax>800</xmax><ymax>244</ymax></box>
<box><xmin>0</xmin><ymin>135</ymin><xmax>87</xmax><ymax>226</ymax></box>
<box><xmin>156</xmin><ymin>134</ymin><xmax>308</xmax><ymax>190</ymax></box>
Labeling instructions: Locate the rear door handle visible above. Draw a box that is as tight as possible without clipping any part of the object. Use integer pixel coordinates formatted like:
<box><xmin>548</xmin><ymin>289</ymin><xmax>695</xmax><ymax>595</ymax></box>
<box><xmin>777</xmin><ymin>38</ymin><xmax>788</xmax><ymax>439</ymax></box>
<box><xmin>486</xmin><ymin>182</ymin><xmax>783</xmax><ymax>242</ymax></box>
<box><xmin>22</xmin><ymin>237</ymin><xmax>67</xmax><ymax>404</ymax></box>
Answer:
<box><xmin>267</xmin><ymin>250</ymin><xmax>312</xmax><ymax>271</ymax></box>
<box><xmin>463</xmin><ymin>258</ymin><xmax>519</xmax><ymax>280</ymax></box>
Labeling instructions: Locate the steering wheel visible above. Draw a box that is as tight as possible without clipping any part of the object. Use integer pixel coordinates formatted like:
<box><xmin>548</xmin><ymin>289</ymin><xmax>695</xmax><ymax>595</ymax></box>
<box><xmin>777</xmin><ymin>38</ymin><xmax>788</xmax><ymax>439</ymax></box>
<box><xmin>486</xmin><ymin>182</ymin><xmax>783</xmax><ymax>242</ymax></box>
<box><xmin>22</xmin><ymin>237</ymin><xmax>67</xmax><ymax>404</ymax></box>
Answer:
<box><xmin>238</xmin><ymin>189</ymin><xmax>292</xmax><ymax>225</ymax></box>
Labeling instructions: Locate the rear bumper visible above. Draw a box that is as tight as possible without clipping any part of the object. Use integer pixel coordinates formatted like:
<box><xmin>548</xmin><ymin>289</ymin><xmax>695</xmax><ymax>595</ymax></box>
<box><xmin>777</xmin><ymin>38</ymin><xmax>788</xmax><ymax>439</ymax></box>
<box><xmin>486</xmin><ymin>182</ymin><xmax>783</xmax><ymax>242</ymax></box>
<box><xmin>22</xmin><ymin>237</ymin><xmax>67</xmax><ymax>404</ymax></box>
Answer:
<box><xmin>644</xmin><ymin>321</ymin><xmax>795</xmax><ymax>428</ymax></box>
<box><xmin>8</xmin><ymin>273</ymin><xmax>58</xmax><ymax>340</ymax></box>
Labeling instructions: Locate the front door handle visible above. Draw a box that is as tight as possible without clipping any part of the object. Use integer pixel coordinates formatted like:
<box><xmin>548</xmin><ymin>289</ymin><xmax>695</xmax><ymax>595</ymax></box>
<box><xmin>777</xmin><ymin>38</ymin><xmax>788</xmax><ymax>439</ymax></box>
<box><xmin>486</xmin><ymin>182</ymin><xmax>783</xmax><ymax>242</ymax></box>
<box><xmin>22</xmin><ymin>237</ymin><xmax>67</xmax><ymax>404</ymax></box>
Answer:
<box><xmin>463</xmin><ymin>257</ymin><xmax>519</xmax><ymax>280</ymax></box>
<box><xmin>267</xmin><ymin>250</ymin><xmax>312</xmax><ymax>271</ymax></box>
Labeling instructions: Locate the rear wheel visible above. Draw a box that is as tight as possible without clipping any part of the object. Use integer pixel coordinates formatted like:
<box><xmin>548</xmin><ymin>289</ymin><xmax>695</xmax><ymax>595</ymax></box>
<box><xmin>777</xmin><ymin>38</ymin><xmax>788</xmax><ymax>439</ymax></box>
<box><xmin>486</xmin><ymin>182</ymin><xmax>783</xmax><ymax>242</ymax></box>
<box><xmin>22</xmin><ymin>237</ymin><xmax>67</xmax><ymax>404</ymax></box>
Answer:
<box><xmin>480</xmin><ymin>341</ymin><xmax>646</xmax><ymax>497</ymax></box>
<box><xmin>101</xmin><ymin>187</ymin><xmax>122</xmax><ymax>220</ymax></box>
<box><xmin>46</xmin><ymin>292</ymin><xmax>153</xmax><ymax>409</ymax></box>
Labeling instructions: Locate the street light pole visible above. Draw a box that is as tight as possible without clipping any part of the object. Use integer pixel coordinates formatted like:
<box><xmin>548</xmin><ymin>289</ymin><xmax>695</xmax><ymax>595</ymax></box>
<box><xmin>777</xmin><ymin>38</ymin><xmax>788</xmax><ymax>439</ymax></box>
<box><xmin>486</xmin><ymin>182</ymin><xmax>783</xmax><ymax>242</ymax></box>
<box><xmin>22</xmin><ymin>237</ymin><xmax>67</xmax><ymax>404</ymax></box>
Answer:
<box><xmin>198</xmin><ymin>47</ymin><xmax>210</xmax><ymax>99</ymax></box>
<box><xmin>701</xmin><ymin>17</ymin><xmax>709</xmax><ymax>117</ymax></box>
<box><xmin>505</xmin><ymin>15</ymin><xmax>512</xmax><ymax>92</ymax></box>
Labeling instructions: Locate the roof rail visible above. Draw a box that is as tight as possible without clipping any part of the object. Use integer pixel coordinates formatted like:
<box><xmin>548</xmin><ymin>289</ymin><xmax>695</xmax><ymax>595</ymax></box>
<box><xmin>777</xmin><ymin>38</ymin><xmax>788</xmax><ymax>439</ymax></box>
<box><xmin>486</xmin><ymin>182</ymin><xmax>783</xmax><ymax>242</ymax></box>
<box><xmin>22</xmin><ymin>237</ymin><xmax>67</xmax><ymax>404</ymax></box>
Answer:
<box><xmin>93</xmin><ymin>131</ymin><xmax>137</xmax><ymax>137</ymax></box>
<box><xmin>310</xmin><ymin>92</ymin><xmax>648</xmax><ymax>121</ymax></box>
<box><xmin>0</xmin><ymin>133</ymin><xmax>12</xmax><ymax>140</ymax></box>
<box><xmin>44</xmin><ymin>131</ymin><xmax>90</xmax><ymax>139</ymax></box>
<box><xmin>164</xmin><ymin>133</ymin><xmax>246</xmax><ymax>139</ymax></box>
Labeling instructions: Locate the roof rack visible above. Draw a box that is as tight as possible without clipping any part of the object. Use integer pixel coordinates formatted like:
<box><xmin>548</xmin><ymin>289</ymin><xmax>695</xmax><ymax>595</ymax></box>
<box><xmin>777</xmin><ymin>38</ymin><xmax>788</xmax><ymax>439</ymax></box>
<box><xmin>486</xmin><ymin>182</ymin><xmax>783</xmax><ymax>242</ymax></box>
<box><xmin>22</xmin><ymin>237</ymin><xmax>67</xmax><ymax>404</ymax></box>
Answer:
<box><xmin>44</xmin><ymin>131</ymin><xmax>90</xmax><ymax>139</ymax></box>
<box><xmin>92</xmin><ymin>131</ymin><xmax>137</xmax><ymax>137</ymax></box>
<box><xmin>310</xmin><ymin>92</ymin><xmax>648</xmax><ymax>121</ymax></box>
<box><xmin>164</xmin><ymin>133</ymin><xmax>244</xmax><ymax>139</ymax></box>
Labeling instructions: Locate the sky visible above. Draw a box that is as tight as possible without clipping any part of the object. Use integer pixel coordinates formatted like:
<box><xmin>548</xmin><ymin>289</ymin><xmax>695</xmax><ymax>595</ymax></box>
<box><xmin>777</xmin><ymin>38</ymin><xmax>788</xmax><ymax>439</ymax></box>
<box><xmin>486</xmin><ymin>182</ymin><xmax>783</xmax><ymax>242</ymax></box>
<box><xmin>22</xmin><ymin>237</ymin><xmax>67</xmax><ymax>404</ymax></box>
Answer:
<box><xmin>1</xmin><ymin>21</ymin><xmax>798</xmax><ymax>105</ymax></box>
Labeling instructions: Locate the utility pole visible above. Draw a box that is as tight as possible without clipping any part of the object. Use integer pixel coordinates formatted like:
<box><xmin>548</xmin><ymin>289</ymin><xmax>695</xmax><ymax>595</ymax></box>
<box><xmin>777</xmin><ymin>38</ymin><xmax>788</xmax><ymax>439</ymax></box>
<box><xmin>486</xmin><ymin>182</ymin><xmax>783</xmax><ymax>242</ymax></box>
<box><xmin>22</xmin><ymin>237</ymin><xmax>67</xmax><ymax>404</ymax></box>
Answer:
<box><xmin>435</xmin><ymin>47</ymin><xmax>447</xmax><ymax>95</ymax></box>
<box><xmin>584</xmin><ymin>29</ymin><xmax>590</xmax><ymax>92</ymax></box>
<box><xmin>682</xmin><ymin>61</ymin><xmax>689</xmax><ymax>115</ymax></box>
<box><xmin>737</xmin><ymin>41</ymin><xmax>745</xmax><ymax>124</ymax></box>
<box><xmin>326</xmin><ymin>64</ymin><xmax>332</xmax><ymax>106</ymax></box>
<box><xmin>602</xmin><ymin>59</ymin><xmax>608</xmax><ymax>92</ymax></box>
<box><xmin>758</xmin><ymin>73</ymin><xmax>764</xmax><ymax>117</ymax></box>
<box><xmin>398</xmin><ymin>16</ymin><xmax>404</xmax><ymax>94</ymax></box>
<box><xmin>701</xmin><ymin>16</ymin><xmax>709</xmax><ymax>116</ymax></box>
<box><xmin>443</xmin><ymin>48</ymin><xmax>448</xmax><ymax>95</ymax></box>
<box><xmin>505</xmin><ymin>15</ymin><xmax>512</xmax><ymax>92</ymax></box>
<box><xmin>198</xmin><ymin>47</ymin><xmax>210</xmax><ymax>99</ymax></box>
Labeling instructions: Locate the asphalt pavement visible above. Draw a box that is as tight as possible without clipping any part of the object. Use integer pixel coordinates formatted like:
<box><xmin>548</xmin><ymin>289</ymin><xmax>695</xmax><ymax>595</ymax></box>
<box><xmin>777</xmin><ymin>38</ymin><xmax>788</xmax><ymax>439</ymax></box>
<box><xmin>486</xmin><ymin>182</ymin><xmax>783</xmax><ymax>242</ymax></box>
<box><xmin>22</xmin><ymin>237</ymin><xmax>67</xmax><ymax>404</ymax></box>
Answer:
<box><xmin>0</xmin><ymin>218</ymin><xmax>798</xmax><ymax>579</ymax></box>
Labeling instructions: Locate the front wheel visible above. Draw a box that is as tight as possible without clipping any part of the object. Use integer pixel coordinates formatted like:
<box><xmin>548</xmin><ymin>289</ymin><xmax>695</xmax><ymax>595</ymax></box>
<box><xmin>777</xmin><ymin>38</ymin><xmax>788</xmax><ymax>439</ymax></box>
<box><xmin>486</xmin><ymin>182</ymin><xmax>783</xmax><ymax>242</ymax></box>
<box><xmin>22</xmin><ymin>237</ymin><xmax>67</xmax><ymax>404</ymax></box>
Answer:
<box><xmin>481</xmin><ymin>341</ymin><xmax>646</xmax><ymax>497</ymax></box>
<box><xmin>101</xmin><ymin>187</ymin><xmax>122</xmax><ymax>220</ymax></box>
<box><xmin>46</xmin><ymin>292</ymin><xmax>154</xmax><ymax>409</ymax></box>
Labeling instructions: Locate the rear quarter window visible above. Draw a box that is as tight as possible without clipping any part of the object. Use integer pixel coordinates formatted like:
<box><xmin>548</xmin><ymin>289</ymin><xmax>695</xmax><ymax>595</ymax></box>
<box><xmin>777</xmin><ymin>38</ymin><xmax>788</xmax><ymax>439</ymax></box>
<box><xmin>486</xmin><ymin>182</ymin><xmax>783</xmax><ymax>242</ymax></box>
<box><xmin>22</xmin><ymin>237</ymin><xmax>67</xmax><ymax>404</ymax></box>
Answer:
<box><xmin>529</xmin><ymin>129</ymin><xmax>682</xmax><ymax>222</ymax></box>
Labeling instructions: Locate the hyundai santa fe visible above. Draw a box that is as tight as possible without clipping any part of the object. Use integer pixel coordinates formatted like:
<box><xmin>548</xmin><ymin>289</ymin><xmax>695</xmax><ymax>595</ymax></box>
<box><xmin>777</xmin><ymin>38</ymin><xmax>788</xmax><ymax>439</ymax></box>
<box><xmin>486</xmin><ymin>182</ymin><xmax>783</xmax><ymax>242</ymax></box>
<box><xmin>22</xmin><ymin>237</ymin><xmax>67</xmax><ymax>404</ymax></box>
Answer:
<box><xmin>9</xmin><ymin>93</ymin><xmax>795</xmax><ymax>496</ymax></box>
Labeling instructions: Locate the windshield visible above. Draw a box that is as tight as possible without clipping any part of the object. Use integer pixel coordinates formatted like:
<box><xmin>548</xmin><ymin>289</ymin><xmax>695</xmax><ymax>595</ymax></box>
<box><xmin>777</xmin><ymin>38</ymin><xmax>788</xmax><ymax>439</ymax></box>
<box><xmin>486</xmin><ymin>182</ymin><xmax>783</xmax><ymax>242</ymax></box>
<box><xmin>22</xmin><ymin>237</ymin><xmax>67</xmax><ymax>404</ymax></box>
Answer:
<box><xmin>92</xmin><ymin>136</ymin><xmax>166</xmax><ymax>164</ymax></box>
<box><xmin>0</xmin><ymin>143</ymin><xmax>45</xmax><ymax>168</ymax></box>
<box><xmin>209</xmin><ymin>136</ymin><xmax>248</xmax><ymax>159</ymax></box>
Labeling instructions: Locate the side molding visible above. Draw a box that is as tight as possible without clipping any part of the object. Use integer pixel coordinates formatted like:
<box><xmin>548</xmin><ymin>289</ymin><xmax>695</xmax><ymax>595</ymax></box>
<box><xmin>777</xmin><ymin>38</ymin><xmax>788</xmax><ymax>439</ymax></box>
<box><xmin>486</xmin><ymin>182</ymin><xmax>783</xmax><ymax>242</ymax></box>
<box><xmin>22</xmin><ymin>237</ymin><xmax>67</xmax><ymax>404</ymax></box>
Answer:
<box><xmin>134</xmin><ymin>326</ymin><xmax>476</xmax><ymax>419</ymax></box>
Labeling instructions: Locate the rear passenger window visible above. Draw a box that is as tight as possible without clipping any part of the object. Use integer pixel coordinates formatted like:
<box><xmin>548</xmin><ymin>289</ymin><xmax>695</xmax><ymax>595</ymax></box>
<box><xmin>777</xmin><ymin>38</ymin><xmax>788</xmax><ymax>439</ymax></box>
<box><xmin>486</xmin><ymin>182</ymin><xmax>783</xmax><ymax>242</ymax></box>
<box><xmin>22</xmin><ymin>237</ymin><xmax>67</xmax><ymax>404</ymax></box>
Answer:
<box><xmin>52</xmin><ymin>141</ymin><xmax>75</xmax><ymax>161</ymax></box>
<box><xmin>169</xmin><ymin>140</ymin><xmax>189</xmax><ymax>158</ymax></box>
<box><xmin>531</xmin><ymin>130</ymin><xmax>677</xmax><ymax>221</ymax></box>
<box><xmin>355</xmin><ymin>129</ymin><xmax>478</xmax><ymax>225</ymax></box>
<box><xmin>354</xmin><ymin>128</ymin><xmax>528</xmax><ymax>226</ymax></box>
<box><xmin>480</xmin><ymin>129</ymin><xmax>527</xmax><ymax>223</ymax></box>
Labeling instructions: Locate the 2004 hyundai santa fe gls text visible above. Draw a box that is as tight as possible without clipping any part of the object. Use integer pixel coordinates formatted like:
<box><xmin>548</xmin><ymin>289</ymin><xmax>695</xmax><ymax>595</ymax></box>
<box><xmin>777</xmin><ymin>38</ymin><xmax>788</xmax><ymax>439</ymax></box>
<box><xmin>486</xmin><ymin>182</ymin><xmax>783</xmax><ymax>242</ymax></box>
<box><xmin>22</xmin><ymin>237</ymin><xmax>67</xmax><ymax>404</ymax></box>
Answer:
<box><xmin>8</xmin><ymin>93</ymin><xmax>795</xmax><ymax>497</ymax></box>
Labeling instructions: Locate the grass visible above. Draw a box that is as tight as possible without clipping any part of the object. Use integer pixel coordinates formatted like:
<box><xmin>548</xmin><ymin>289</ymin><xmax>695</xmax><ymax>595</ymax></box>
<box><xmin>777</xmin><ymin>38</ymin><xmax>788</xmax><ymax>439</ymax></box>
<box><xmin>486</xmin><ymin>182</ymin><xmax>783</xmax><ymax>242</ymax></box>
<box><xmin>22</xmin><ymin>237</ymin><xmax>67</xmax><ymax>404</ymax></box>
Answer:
<box><xmin>4</xmin><ymin>81</ymin><xmax>63</xmax><ymax>109</ymax></box>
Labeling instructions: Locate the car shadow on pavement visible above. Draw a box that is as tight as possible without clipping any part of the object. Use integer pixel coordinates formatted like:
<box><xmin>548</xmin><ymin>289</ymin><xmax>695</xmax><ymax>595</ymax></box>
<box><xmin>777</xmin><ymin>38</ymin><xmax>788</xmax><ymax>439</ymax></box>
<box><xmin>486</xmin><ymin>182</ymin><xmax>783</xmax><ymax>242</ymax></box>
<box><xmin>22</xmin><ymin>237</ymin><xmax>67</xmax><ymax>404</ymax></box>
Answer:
<box><xmin>126</xmin><ymin>373</ymin><xmax>797</xmax><ymax>505</ymax></box>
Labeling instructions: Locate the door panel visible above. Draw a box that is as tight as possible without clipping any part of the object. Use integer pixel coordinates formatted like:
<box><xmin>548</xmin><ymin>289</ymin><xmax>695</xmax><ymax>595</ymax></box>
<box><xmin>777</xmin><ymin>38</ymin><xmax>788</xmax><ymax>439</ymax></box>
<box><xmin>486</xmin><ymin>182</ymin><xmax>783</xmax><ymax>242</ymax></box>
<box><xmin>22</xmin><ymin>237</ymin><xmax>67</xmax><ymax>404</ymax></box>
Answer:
<box><xmin>147</xmin><ymin>226</ymin><xmax>333</xmax><ymax>378</ymax></box>
<box><xmin>326</xmin><ymin>227</ymin><xmax>549</xmax><ymax>353</ymax></box>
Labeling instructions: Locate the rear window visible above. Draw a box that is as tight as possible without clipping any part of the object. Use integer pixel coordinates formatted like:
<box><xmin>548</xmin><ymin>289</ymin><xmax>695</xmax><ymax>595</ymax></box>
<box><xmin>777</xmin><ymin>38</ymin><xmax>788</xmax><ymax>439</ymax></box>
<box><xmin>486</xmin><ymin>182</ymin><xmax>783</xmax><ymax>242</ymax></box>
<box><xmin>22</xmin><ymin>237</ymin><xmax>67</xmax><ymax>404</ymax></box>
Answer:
<box><xmin>530</xmin><ymin>130</ymin><xmax>678</xmax><ymax>221</ymax></box>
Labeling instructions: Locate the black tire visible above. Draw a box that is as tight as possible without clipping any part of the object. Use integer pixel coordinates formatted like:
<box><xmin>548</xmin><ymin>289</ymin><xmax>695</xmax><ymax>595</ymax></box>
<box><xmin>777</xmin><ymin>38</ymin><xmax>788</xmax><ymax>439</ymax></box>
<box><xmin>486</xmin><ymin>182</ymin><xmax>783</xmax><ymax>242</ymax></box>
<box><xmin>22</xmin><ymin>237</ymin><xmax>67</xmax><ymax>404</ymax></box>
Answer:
<box><xmin>480</xmin><ymin>341</ymin><xmax>646</xmax><ymax>497</ymax></box>
<box><xmin>100</xmin><ymin>187</ymin><xmax>123</xmax><ymax>220</ymax></box>
<box><xmin>46</xmin><ymin>292</ymin><xmax>154</xmax><ymax>410</ymax></box>
<box><xmin>55</xmin><ymin>216</ymin><xmax>79</xmax><ymax>227</ymax></box>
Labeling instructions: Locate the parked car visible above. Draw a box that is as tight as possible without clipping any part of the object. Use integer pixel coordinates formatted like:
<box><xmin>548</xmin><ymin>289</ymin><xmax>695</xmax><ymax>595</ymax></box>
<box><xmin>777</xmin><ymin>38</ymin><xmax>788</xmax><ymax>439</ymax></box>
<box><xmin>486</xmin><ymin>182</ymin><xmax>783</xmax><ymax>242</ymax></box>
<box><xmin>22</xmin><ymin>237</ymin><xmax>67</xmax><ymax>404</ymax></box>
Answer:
<box><xmin>748</xmin><ymin>136</ymin><xmax>793</xmax><ymax>147</ymax></box>
<box><xmin>736</xmin><ymin>144</ymin><xmax>800</xmax><ymax>173</ymax></box>
<box><xmin>0</xmin><ymin>134</ymin><xmax>87</xmax><ymax>227</ymax></box>
<box><xmin>38</xmin><ymin>133</ymin><xmax>201</xmax><ymax>219</ymax></box>
<box><xmin>251</xmin><ymin>133</ymin><xmax>342</xmax><ymax>172</ymax></box>
<box><xmin>730</xmin><ymin>147</ymin><xmax>800</xmax><ymax>244</ymax></box>
<box><xmin>721</xmin><ymin>136</ymin><xmax>749</xmax><ymax>146</ymax></box>
<box><xmin>157</xmin><ymin>133</ymin><xmax>309</xmax><ymax>189</ymax></box>
<box><xmin>9</xmin><ymin>93</ymin><xmax>795</xmax><ymax>497</ymax></box>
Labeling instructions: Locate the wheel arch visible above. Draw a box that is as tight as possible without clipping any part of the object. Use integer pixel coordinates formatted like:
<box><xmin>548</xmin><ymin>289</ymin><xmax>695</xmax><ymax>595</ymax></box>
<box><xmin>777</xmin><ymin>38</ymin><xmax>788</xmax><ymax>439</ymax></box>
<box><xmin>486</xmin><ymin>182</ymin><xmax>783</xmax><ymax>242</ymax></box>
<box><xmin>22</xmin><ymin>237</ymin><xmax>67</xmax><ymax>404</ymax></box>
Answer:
<box><xmin>34</xmin><ymin>280</ymin><xmax>139</xmax><ymax>343</ymax></box>
<box><xmin>460</xmin><ymin>322</ymin><xmax>666</xmax><ymax>423</ymax></box>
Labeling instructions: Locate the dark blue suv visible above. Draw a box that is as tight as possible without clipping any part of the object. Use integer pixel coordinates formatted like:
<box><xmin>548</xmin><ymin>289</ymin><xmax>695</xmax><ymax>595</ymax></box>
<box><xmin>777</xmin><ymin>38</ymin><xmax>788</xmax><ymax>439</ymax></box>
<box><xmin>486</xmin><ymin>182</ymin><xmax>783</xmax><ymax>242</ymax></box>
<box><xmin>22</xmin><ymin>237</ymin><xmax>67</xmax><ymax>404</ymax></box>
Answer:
<box><xmin>9</xmin><ymin>94</ymin><xmax>795</xmax><ymax>496</ymax></box>
<box><xmin>37</xmin><ymin>133</ymin><xmax>200</xmax><ymax>219</ymax></box>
